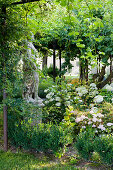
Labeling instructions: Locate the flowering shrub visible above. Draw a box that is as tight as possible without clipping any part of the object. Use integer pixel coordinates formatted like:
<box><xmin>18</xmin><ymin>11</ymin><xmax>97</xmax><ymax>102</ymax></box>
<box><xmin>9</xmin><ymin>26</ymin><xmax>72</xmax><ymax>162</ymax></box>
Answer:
<box><xmin>43</xmin><ymin>81</ymin><xmax>75</xmax><ymax>123</ymax></box>
<box><xmin>63</xmin><ymin>105</ymin><xmax>113</xmax><ymax>135</ymax></box>
<box><xmin>43</xmin><ymin>80</ymin><xmax>113</xmax><ymax>123</ymax></box>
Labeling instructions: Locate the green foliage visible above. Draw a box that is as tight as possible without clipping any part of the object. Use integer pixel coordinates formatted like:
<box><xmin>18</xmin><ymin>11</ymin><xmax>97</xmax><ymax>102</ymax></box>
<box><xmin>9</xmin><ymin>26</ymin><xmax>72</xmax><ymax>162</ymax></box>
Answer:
<box><xmin>8</xmin><ymin>118</ymin><xmax>67</xmax><ymax>155</ymax></box>
<box><xmin>43</xmin><ymin>80</ymin><xmax>75</xmax><ymax>123</ymax></box>
<box><xmin>46</xmin><ymin>65</ymin><xmax>60</xmax><ymax>78</ymax></box>
<box><xmin>38</xmin><ymin>77</ymin><xmax>54</xmax><ymax>98</ymax></box>
<box><xmin>94</xmin><ymin>134</ymin><xmax>113</xmax><ymax>165</ymax></box>
<box><xmin>75</xmin><ymin>128</ymin><xmax>95</xmax><ymax>160</ymax></box>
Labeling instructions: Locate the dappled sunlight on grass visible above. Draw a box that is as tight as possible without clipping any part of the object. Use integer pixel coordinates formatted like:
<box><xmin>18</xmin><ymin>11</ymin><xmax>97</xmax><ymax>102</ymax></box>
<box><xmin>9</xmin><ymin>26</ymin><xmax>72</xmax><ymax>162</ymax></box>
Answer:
<box><xmin>0</xmin><ymin>150</ymin><xmax>78</xmax><ymax>170</ymax></box>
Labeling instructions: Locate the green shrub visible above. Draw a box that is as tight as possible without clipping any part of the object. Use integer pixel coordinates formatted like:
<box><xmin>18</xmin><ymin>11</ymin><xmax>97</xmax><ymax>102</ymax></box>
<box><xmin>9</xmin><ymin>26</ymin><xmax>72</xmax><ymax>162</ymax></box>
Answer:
<box><xmin>75</xmin><ymin>128</ymin><xmax>95</xmax><ymax>160</ymax></box>
<box><xmin>38</xmin><ymin>78</ymin><xmax>54</xmax><ymax>98</ymax></box>
<box><xmin>8</xmin><ymin>118</ymin><xmax>66</xmax><ymax>154</ymax></box>
<box><xmin>94</xmin><ymin>134</ymin><xmax>113</xmax><ymax>165</ymax></box>
<box><xmin>46</xmin><ymin>65</ymin><xmax>59</xmax><ymax>78</ymax></box>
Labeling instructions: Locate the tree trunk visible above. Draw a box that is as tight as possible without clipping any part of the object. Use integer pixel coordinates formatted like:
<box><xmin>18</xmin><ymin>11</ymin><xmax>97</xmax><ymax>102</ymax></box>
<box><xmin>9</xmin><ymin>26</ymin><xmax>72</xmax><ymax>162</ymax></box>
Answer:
<box><xmin>79</xmin><ymin>59</ymin><xmax>83</xmax><ymax>83</ymax></box>
<box><xmin>59</xmin><ymin>49</ymin><xmax>61</xmax><ymax>78</ymax></box>
<box><xmin>85</xmin><ymin>59</ymin><xmax>88</xmax><ymax>84</ymax></box>
<box><xmin>42</xmin><ymin>54</ymin><xmax>47</xmax><ymax>69</ymax></box>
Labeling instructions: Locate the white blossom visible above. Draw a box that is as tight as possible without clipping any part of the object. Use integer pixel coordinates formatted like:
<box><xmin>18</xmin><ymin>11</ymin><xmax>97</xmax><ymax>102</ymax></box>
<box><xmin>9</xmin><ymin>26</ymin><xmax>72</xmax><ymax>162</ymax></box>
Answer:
<box><xmin>91</xmin><ymin>107</ymin><xmax>98</xmax><ymax>113</ymax></box>
<box><xmin>55</xmin><ymin>97</ymin><xmax>61</xmax><ymax>101</ymax></box>
<box><xmin>106</xmin><ymin>123</ymin><xmax>113</xmax><ymax>126</ymax></box>
<box><xmin>82</xmin><ymin>126</ymin><xmax>86</xmax><ymax>129</ymax></box>
<box><xmin>55</xmin><ymin>102</ymin><xmax>61</xmax><ymax>107</ymax></box>
<box><xmin>76</xmin><ymin>86</ymin><xmax>88</xmax><ymax>96</ymax></box>
<box><xmin>90</xmin><ymin>83</ymin><xmax>97</xmax><ymax>88</ymax></box>
<box><xmin>96</xmin><ymin>113</ymin><xmax>104</xmax><ymax>118</ymax></box>
<box><xmin>103</xmin><ymin>84</ymin><xmax>113</xmax><ymax>91</ymax></box>
<box><xmin>94</xmin><ymin>95</ymin><xmax>103</xmax><ymax>103</ymax></box>
<box><xmin>75</xmin><ymin>117</ymin><xmax>81</xmax><ymax>123</ymax></box>
<box><xmin>110</xmin><ymin>83</ymin><xmax>113</xmax><ymax>87</ymax></box>
<box><xmin>92</xmin><ymin>117</ymin><xmax>98</xmax><ymax>122</ymax></box>
<box><xmin>88</xmin><ymin>121</ymin><xmax>92</xmax><ymax>125</ymax></box>
<box><xmin>80</xmin><ymin>115</ymin><xmax>87</xmax><ymax>120</ymax></box>
<box><xmin>49</xmin><ymin>98</ymin><xmax>54</xmax><ymax>102</ymax></box>
<box><xmin>98</xmin><ymin>124</ymin><xmax>105</xmax><ymax>131</ymax></box>
<box><xmin>111</xmin><ymin>98</ymin><xmax>113</xmax><ymax>103</ymax></box>
<box><xmin>44</xmin><ymin>89</ymin><xmax>49</xmax><ymax>93</ymax></box>
<box><xmin>92</xmin><ymin>124</ymin><xmax>96</xmax><ymax>127</ymax></box>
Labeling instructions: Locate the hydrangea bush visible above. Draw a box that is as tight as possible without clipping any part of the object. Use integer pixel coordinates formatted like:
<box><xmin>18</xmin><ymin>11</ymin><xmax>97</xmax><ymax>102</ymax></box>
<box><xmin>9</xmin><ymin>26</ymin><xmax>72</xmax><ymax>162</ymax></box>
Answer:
<box><xmin>43</xmin><ymin>80</ymin><xmax>113</xmax><ymax>124</ymax></box>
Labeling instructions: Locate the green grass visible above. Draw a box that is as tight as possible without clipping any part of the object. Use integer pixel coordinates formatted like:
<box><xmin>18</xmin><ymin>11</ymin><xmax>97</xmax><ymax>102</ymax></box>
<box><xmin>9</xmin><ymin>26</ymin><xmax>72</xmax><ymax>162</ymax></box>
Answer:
<box><xmin>0</xmin><ymin>150</ymin><xmax>79</xmax><ymax>170</ymax></box>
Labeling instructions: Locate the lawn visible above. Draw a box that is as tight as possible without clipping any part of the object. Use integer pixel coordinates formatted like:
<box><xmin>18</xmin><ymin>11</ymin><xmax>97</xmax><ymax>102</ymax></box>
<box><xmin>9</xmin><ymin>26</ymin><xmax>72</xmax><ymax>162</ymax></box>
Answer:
<box><xmin>0</xmin><ymin>150</ymin><xmax>79</xmax><ymax>170</ymax></box>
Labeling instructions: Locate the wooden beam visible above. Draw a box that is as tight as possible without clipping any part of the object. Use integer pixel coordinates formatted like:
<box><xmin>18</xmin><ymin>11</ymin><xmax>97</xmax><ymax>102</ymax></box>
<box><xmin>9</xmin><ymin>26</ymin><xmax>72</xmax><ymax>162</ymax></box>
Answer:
<box><xmin>10</xmin><ymin>0</ymin><xmax>40</xmax><ymax>6</ymax></box>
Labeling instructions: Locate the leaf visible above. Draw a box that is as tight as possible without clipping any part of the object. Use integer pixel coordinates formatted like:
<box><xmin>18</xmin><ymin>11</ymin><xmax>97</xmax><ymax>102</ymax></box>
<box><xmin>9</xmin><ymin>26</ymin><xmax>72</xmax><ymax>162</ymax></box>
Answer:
<box><xmin>98</xmin><ymin>51</ymin><xmax>105</xmax><ymax>55</ymax></box>
<box><xmin>76</xmin><ymin>43</ymin><xmax>85</xmax><ymax>48</ymax></box>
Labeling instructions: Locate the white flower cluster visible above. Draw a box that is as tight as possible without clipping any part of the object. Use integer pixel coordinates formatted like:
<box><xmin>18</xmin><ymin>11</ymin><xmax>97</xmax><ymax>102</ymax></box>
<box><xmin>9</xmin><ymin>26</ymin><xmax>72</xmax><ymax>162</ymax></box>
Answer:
<box><xmin>89</xmin><ymin>83</ymin><xmax>98</xmax><ymax>97</ymax></box>
<box><xmin>103</xmin><ymin>83</ymin><xmax>113</xmax><ymax>92</ymax></box>
<box><xmin>44</xmin><ymin>84</ymin><xmax>73</xmax><ymax>108</ymax></box>
<box><xmin>76</xmin><ymin>86</ymin><xmax>88</xmax><ymax>97</ymax></box>
<box><xmin>75</xmin><ymin>108</ymin><xmax>106</xmax><ymax>131</ymax></box>
<box><xmin>94</xmin><ymin>95</ymin><xmax>103</xmax><ymax>103</ymax></box>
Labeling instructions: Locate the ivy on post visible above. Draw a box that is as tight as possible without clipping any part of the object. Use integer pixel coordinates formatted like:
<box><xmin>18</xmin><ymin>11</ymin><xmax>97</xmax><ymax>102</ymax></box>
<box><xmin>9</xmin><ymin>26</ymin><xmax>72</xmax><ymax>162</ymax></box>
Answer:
<box><xmin>1</xmin><ymin>5</ymin><xmax>8</xmax><ymax>152</ymax></box>
<box><xmin>1</xmin><ymin>0</ymin><xmax>41</xmax><ymax>152</ymax></box>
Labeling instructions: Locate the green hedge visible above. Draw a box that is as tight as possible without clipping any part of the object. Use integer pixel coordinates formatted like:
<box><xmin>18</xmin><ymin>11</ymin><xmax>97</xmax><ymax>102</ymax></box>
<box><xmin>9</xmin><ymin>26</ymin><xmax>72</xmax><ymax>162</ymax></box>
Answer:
<box><xmin>8</xmin><ymin>119</ymin><xmax>66</xmax><ymax>154</ymax></box>
<box><xmin>75</xmin><ymin>129</ymin><xmax>113</xmax><ymax>165</ymax></box>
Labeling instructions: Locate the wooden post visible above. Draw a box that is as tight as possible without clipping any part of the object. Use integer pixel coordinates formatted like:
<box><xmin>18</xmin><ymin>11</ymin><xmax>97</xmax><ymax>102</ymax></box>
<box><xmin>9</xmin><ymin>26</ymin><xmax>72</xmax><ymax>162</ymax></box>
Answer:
<box><xmin>1</xmin><ymin>6</ymin><xmax>8</xmax><ymax>151</ymax></box>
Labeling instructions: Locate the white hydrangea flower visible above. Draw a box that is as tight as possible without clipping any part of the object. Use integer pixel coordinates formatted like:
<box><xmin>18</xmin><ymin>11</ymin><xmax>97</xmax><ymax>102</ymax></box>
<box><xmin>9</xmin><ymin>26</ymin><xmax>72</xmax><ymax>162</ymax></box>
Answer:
<box><xmin>55</xmin><ymin>102</ymin><xmax>61</xmax><ymax>107</ymax></box>
<box><xmin>46</xmin><ymin>92</ymin><xmax>54</xmax><ymax>99</ymax></box>
<box><xmin>90</xmin><ymin>83</ymin><xmax>97</xmax><ymax>88</ymax></box>
<box><xmin>55</xmin><ymin>97</ymin><xmax>61</xmax><ymax>101</ymax></box>
<box><xmin>49</xmin><ymin>98</ymin><xmax>54</xmax><ymax>102</ymax></box>
<box><xmin>75</xmin><ymin>117</ymin><xmax>81</xmax><ymax>123</ymax></box>
<box><xmin>65</xmin><ymin>101</ymin><xmax>70</xmax><ymax>106</ymax></box>
<box><xmin>44</xmin><ymin>89</ymin><xmax>49</xmax><ymax>93</ymax></box>
<box><xmin>98</xmin><ymin>124</ymin><xmax>105</xmax><ymax>131</ymax></box>
<box><xmin>103</xmin><ymin>84</ymin><xmax>113</xmax><ymax>91</ymax></box>
<box><xmin>89</xmin><ymin>90</ymin><xmax>98</xmax><ymax>97</ymax></box>
<box><xmin>82</xmin><ymin>126</ymin><xmax>86</xmax><ymax>129</ymax></box>
<box><xmin>106</xmin><ymin>123</ymin><xmax>113</xmax><ymax>126</ymax></box>
<box><xmin>111</xmin><ymin>98</ymin><xmax>113</xmax><ymax>103</ymax></box>
<box><xmin>88</xmin><ymin>121</ymin><xmax>92</xmax><ymax>125</ymax></box>
<box><xmin>45</xmin><ymin>101</ymin><xmax>48</xmax><ymax>104</ymax></box>
<box><xmin>90</xmin><ymin>110</ymin><xmax>94</xmax><ymax>114</ymax></box>
<box><xmin>96</xmin><ymin>113</ymin><xmax>104</xmax><ymax>118</ymax></box>
<box><xmin>92</xmin><ymin>117</ymin><xmax>98</xmax><ymax>122</ymax></box>
<box><xmin>97</xmin><ymin>119</ymin><xmax>102</xmax><ymax>122</ymax></box>
<box><xmin>76</xmin><ymin>86</ymin><xmax>88</xmax><ymax>96</ymax></box>
<box><xmin>46</xmin><ymin>94</ymin><xmax>51</xmax><ymax>99</ymax></box>
<box><xmin>94</xmin><ymin>95</ymin><xmax>103</xmax><ymax>103</ymax></box>
<box><xmin>92</xmin><ymin>124</ymin><xmax>96</xmax><ymax>127</ymax></box>
<box><xmin>110</xmin><ymin>83</ymin><xmax>113</xmax><ymax>87</ymax></box>
<box><xmin>91</xmin><ymin>107</ymin><xmax>98</xmax><ymax>113</ymax></box>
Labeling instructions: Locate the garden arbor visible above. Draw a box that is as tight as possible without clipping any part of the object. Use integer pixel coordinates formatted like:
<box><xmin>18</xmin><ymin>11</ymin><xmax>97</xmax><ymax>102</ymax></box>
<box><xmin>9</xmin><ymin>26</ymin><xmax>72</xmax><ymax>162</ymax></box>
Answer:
<box><xmin>0</xmin><ymin>0</ymin><xmax>42</xmax><ymax>151</ymax></box>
